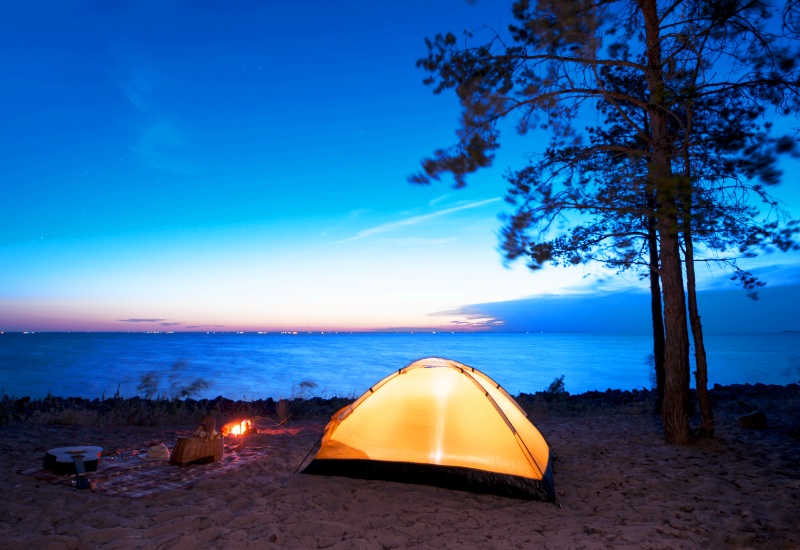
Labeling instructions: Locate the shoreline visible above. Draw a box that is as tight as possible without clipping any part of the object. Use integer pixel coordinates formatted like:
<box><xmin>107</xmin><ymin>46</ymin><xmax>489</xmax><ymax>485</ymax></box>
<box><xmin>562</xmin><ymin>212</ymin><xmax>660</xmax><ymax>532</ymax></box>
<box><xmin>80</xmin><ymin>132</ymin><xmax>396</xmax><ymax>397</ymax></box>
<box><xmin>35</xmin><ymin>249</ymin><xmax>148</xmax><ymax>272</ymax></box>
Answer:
<box><xmin>1</xmin><ymin>383</ymin><xmax>798</xmax><ymax>548</ymax></box>
<box><xmin>4</xmin><ymin>332</ymin><xmax>798</xmax><ymax>407</ymax></box>
<box><xmin>3</xmin><ymin>381</ymin><xmax>798</xmax><ymax>428</ymax></box>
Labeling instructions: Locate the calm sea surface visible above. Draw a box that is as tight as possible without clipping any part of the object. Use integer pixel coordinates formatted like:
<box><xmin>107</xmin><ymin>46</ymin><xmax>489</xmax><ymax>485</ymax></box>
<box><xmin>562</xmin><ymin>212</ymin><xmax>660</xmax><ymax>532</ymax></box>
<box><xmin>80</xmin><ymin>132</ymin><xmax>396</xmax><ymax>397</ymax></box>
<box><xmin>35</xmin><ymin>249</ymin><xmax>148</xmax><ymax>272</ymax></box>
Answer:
<box><xmin>1</xmin><ymin>332</ymin><xmax>798</xmax><ymax>401</ymax></box>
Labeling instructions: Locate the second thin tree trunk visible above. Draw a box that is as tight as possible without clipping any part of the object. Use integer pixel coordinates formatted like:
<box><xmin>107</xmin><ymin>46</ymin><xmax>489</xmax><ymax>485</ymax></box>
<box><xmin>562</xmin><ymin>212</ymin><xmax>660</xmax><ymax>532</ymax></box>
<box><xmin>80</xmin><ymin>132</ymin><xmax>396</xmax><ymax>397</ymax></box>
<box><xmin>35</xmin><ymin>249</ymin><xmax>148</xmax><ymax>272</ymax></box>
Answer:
<box><xmin>684</xmin><ymin>231</ymin><xmax>714</xmax><ymax>437</ymax></box>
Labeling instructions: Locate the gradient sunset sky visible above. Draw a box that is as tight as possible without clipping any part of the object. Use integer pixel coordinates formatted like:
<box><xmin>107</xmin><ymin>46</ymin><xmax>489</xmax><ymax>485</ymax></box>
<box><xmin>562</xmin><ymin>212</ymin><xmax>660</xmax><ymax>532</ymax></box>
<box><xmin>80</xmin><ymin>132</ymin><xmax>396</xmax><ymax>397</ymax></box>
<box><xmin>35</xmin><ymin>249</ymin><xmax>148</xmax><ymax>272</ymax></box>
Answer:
<box><xmin>2</xmin><ymin>1</ymin><xmax>799</xmax><ymax>333</ymax></box>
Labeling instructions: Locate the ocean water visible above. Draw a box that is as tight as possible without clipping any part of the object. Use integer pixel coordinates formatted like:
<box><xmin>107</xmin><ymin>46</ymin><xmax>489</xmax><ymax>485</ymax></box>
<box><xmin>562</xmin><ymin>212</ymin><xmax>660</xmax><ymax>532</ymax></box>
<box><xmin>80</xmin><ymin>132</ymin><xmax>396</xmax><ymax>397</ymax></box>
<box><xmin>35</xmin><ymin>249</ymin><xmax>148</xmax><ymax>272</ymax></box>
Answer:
<box><xmin>1</xmin><ymin>332</ymin><xmax>798</xmax><ymax>401</ymax></box>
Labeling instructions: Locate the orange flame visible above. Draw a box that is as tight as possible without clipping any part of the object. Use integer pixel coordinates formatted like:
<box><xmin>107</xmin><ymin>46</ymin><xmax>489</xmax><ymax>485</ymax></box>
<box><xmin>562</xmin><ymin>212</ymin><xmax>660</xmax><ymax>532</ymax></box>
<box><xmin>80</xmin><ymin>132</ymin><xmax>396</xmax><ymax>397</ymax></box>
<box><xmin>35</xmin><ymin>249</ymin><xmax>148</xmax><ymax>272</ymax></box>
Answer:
<box><xmin>221</xmin><ymin>419</ymin><xmax>252</xmax><ymax>437</ymax></box>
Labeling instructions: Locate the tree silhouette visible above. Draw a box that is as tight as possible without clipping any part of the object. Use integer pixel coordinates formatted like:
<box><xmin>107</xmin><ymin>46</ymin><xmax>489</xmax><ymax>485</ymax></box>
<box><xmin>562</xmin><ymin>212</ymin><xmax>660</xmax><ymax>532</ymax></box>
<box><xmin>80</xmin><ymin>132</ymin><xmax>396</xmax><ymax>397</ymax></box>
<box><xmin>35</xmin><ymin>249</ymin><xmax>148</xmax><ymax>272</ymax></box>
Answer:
<box><xmin>413</xmin><ymin>0</ymin><xmax>799</xmax><ymax>443</ymax></box>
<box><xmin>499</xmin><ymin>49</ymin><xmax>671</xmax><ymax>411</ymax></box>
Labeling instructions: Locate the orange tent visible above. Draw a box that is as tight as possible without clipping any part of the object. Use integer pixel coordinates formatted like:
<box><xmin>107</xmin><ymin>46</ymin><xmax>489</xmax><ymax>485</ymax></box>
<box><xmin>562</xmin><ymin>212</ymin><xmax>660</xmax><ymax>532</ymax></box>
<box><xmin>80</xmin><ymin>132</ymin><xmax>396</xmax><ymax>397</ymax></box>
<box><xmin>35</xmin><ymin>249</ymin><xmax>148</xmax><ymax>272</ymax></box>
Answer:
<box><xmin>303</xmin><ymin>357</ymin><xmax>555</xmax><ymax>501</ymax></box>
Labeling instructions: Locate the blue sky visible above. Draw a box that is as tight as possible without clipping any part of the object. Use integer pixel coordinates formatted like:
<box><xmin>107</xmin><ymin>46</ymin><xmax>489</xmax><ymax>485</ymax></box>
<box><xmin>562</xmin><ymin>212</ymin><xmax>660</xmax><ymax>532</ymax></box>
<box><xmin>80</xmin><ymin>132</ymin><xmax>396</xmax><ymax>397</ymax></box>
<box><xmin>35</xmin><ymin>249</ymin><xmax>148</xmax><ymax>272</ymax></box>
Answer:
<box><xmin>1</xmin><ymin>1</ymin><xmax>799</xmax><ymax>333</ymax></box>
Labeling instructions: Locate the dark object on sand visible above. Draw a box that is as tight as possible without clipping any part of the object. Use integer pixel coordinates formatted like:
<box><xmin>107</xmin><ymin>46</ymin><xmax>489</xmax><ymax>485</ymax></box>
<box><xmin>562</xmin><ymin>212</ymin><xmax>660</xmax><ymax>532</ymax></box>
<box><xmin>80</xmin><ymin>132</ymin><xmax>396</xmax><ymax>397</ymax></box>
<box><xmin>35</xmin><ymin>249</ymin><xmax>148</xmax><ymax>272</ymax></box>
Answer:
<box><xmin>44</xmin><ymin>446</ymin><xmax>103</xmax><ymax>475</ymax></box>
<box><xmin>738</xmin><ymin>410</ymin><xmax>767</xmax><ymax>429</ymax></box>
<box><xmin>45</xmin><ymin>446</ymin><xmax>103</xmax><ymax>489</ymax></box>
<box><xmin>171</xmin><ymin>436</ymin><xmax>223</xmax><ymax>464</ymax></box>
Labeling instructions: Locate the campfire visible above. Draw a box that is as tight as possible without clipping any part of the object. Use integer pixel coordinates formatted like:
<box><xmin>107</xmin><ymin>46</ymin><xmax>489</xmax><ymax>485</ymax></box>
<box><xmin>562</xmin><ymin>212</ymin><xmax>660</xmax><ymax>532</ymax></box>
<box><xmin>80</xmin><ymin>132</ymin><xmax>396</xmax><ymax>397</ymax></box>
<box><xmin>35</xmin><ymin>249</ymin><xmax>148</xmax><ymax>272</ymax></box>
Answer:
<box><xmin>221</xmin><ymin>419</ymin><xmax>252</xmax><ymax>437</ymax></box>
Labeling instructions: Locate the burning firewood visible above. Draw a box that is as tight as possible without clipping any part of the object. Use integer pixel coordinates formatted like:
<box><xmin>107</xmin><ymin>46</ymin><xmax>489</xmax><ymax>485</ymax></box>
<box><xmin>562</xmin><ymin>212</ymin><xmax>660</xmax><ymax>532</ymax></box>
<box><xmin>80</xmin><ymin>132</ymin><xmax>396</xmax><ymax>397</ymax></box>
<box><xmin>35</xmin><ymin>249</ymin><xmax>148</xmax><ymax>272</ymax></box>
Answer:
<box><xmin>220</xmin><ymin>419</ymin><xmax>252</xmax><ymax>437</ymax></box>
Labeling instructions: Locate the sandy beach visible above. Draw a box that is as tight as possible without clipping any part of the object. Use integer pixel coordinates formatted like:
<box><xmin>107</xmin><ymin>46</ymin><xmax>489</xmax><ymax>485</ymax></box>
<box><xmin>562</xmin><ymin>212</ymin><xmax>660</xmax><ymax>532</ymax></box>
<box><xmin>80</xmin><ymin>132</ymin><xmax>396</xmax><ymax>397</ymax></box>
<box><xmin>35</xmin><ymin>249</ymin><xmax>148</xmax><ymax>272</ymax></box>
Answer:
<box><xmin>1</xmin><ymin>386</ymin><xmax>798</xmax><ymax>549</ymax></box>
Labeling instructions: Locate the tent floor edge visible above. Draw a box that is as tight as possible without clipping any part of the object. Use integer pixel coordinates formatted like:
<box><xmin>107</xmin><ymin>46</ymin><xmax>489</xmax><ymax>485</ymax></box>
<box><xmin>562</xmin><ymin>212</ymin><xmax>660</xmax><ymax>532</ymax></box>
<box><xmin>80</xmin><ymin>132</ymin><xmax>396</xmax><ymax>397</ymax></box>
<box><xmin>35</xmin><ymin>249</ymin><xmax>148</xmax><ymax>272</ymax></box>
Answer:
<box><xmin>302</xmin><ymin>458</ymin><xmax>556</xmax><ymax>502</ymax></box>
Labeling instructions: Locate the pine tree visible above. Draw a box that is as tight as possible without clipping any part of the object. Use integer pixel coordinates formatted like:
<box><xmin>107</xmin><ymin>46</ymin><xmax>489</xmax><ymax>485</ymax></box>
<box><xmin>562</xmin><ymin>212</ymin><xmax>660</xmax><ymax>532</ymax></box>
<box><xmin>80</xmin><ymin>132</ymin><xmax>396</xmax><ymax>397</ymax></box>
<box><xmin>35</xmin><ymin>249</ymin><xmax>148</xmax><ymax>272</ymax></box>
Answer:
<box><xmin>412</xmin><ymin>0</ymin><xmax>799</xmax><ymax>443</ymax></box>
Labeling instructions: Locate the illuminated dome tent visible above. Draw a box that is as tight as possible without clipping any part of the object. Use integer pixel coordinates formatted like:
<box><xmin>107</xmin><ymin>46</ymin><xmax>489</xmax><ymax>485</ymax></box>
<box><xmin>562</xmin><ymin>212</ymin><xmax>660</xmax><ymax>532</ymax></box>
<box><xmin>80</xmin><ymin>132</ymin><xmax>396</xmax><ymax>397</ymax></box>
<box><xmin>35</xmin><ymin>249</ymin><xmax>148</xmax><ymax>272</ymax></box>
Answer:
<box><xmin>303</xmin><ymin>357</ymin><xmax>555</xmax><ymax>501</ymax></box>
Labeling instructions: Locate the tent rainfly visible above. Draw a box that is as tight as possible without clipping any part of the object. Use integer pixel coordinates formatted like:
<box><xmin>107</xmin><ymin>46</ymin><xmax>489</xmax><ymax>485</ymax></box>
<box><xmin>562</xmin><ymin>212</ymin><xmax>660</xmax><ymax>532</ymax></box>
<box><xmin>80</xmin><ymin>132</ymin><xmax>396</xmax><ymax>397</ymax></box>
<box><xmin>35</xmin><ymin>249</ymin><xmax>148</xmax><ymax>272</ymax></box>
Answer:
<box><xmin>302</xmin><ymin>357</ymin><xmax>555</xmax><ymax>501</ymax></box>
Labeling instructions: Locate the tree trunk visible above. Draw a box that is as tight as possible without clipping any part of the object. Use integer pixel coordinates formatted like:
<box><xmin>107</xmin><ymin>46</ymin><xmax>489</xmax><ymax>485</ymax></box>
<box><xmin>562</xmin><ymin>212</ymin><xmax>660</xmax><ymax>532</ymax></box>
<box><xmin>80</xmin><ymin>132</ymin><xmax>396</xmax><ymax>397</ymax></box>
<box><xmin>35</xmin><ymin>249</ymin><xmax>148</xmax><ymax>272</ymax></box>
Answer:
<box><xmin>639</xmin><ymin>0</ymin><xmax>691</xmax><ymax>444</ymax></box>
<box><xmin>684</xmin><ymin>229</ymin><xmax>714</xmax><ymax>437</ymax></box>
<box><xmin>643</xmin><ymin>103</ymin><xmax>666</xmax><ymax>414</ymax></box>
<box><xmin>657</xmin><ymin>207</ymin><xmax>692</xmax><ymax>444</ymax></box>
<box><xmin>647</xmin><ymin>185</ymin><xmax>666</xmax><ymax>414</ymax></box>
<box><xmin>679</xmin><ymin>100</ymin><xmax>714</xmax><ymax>438</ymax></box>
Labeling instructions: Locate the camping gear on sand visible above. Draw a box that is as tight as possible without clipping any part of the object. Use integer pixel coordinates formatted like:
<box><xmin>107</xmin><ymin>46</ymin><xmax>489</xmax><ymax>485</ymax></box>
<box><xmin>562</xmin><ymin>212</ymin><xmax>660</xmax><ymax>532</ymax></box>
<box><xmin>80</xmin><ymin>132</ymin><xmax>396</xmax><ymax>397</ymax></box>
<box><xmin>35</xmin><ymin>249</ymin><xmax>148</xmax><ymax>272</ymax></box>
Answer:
<box><xmin>171</xmin><ymin>415</ymin><xmax>224</xmax><ymax>465</ymax></box>
<box><xmin>303</xmin><ymin>357</ymin><xmax>555</xmax><ymax>501</ymax></box>
<box><xmin>142</xmin><ymin>444</ymin><xmax>170</xmax><ymax>462</ymax></box>
<box><xmin>45</xmin><ymin>446</ymin><xmax>103</xmax><ymax>475</ymax></box>
<box><xmin>44</xmin><ymin>446</ymin><xmax>104</xmax><ymax>489</ymax></box>
<box><xmin>171</xmin><ymin>437</ymin><xmax>223</xmax><ymax>465</ymax></box>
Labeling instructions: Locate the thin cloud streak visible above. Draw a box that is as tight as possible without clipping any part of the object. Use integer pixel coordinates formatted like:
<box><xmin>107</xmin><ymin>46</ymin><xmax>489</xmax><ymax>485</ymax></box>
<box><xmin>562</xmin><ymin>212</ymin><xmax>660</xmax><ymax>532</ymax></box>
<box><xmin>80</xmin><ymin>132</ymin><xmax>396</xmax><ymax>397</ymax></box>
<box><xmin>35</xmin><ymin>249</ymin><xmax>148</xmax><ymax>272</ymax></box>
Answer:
<box><xmin>428</xmin><ymin>194</ymin><xmax>451</xmax><ymax>207</ymax></box>
<box><xmin>118</xmin><ymin>319</ymin><xmax>190</xmax><ymax>328</ymax></box>
<box><xmin>319</xmin><ymin>208</ymin><xmax>372</xmax><ymax>238</ymax></box>
<box><xmin>382</xmin><ymin>237</ymin><xmax>456</xmax><ymax>246</ymax></box>
<box><xmin>340</xmin><ymin>198</ymin><xmax>501</xmax><ymax>243</ymax></box>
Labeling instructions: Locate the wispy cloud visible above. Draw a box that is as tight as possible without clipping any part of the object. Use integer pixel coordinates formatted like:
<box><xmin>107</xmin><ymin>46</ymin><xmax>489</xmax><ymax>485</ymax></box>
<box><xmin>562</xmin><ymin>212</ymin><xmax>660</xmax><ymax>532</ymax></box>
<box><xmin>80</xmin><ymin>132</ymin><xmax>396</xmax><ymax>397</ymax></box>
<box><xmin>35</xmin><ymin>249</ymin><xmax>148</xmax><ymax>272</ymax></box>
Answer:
<box><xmin>320</xmin><ymin>208</ymin><xmax>372</xmax><ymax>237</ymax></box>
<box><xmin>119</xmin><ymin>80</ymin><xmax>150</xmax><ymax>112</ymax></box>
<box><xmin>697</xmin><ymin>258</ymin><xmax>800</xmax><ymax>291</ymax></box>
<box><xmin>382</xmin><ymin>237</ymin><xmax>457</xmax><ymax>246</ymax></box>
<box><xmin>133</xmin><ymin>119</ymin><xmax>196</xmax><ymax>174</ymax></box>
<box><xmin>446</xmin><ymin>316</ymin><xmax>505</xmax><ymax>330</ymax></box>
<box><xmin>341</xmin><ymin>198</ymin><xmax>501</xmax><ymax>243</ymax></box>
<box><xmin>114</xmin><ymin>59</ymin><xmax>196</xmax><ymax>174</ymax></box>
<box><xmin>118</xmin><ymin>319</ymin><xmax>185</xmax><ymax>327</ymax></box>
<box><xmin>428</xmin><ymin>194</ymin><xmax>450</xmax><ymax>207</ymax></box>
